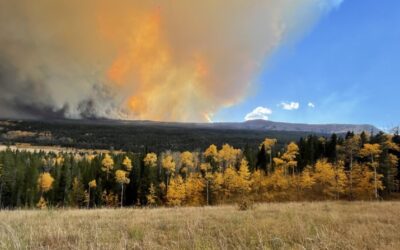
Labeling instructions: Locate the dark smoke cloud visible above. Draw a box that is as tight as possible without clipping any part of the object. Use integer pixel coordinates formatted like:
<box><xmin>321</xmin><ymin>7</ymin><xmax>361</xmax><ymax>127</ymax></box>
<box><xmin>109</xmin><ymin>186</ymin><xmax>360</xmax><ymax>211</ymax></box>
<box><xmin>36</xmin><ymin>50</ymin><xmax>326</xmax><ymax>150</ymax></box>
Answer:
<box><xmin>0</xmin><ymin>56</ymin><xmax>67</xmax><ymax>119</ymax></box>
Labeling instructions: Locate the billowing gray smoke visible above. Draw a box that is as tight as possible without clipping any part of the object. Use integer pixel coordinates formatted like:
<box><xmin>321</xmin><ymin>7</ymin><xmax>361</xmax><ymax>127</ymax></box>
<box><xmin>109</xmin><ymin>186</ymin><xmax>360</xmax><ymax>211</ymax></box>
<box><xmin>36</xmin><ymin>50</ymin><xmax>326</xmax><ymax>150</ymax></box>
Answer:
<box><xmin>0</xmin><ymin>0</ymin><xmax>343</xmax><ymax>121</ymax></box>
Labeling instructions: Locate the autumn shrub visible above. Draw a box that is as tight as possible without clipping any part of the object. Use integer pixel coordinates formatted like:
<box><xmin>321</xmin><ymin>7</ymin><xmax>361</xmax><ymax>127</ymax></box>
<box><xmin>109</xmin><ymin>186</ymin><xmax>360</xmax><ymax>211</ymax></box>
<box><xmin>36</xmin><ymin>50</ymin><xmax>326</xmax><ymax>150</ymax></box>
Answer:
<box><xmin>237</xmin><ymin>198</ymin><xmax>254</xmax><ymax>211</ymax></box>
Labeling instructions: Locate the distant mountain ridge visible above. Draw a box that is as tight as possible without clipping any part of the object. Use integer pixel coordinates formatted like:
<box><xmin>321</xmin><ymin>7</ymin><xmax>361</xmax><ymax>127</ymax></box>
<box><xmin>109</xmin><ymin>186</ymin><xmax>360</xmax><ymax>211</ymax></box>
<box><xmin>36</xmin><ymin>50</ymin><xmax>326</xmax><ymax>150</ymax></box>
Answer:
<box><xmin>215</xmin><ymin>119</ymin><xmax>380</xmax><ymax>134</ymax></box>
<box><xmin>71</xmin><ymin>118</ymin><xmax>379</xmax><ymax>134</ymax></box>
<box><xmin>0</xmin><ymin>118</ymin><xmax>380</xmax><ymax>135</ymax></box>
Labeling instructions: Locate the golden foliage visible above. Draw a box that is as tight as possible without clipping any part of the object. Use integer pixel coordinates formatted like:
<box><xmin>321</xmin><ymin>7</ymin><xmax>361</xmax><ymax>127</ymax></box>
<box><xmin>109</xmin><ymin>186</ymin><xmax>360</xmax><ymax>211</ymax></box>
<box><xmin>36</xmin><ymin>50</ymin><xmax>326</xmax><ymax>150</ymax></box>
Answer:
<box><xmin>85</xmin><ymin>154</ymin><xmax>96</xmax><ymax>162</ymax></box>
<box><xmin>166</xmin><ymin>176</ymin><xmax>186</xmax><ymax>206</ymax></box>
<box><xmin>200</xmin><ymin>163</ymin><xmax>211</xmax><ymax>173</ymax></box>
<box><xmin>222</xmin><ymin>166</ymin><xmax>240</xmax><ymax>198</ymax></box>
<box><xmin>37</xmin><ymin>172</ymin><xmax>54</xmax><ymax>193</ymax></box>
<box><xmin>334</xmin><ymin>162</ymin><xmax>348</xmax><ymax>198</ymax></box>
<box><xmin>115</xmin><ymin>170</ymin><xmax>130</xmax><ymax>184</ymax></box>
<box><xmin>144</xmin><ymin>153</ymin><xmax>158</xmax><ymax>168</ymax></box>
<box><xmin>102</xmin><ymin>191</ymin><xmax>119</xmax><ymax>208</ymax></box>
<box><xmin>180</xmin><ymin>151</ymin><xmax>194</xmax><ymax>172</ymax></box>
<box><xmin>218</xmin><ymin>144</ymin><xmax>241</xmax><ymax>168</ymax></box>
<box><xmin>360</xmin><ymin>144</ymin><xmax>382</xmax><ymax>161</ymax></box>
<box><xmin>273</xmin><ymin>157</ymin><xmax>285</xmax><ymax>167</ymax></box>
<box><xmin>310</xmin><ymin>160</ymin><xmax>348</xmax><ymax>199</ymax></box>
<box><xmin>185</xmin><ymin>173</ymin><xmax>205</xmax><ymax>206</ymax></box>
<box><xmin>211</xmin><ymin>172</ymin><xmax>224</xmax><ymax>203</ymax></box>
<box><xmin>260</xmin><ymin>138</ymin><xmax>277</xmax><ymax>152</ymax></box>
<box><xmin>36</xmin><ymin>196</ymin><xmax>47</xmax><ymax>209</ymax></box>
<box><xmin>101</xmin><ymin>153</ymin><xmax>114</xmax><ymax>173</ymax></box>
<box><xmin>300</xmin><ymin>166</ymin><xmax>315</xmax><ymax>190</ymax></box>
<box><xmin>89</xmin><ymin>179</ymin><xmax>97</xmax><ymax>189</ymax></box>
<box><xmin>122</xmin><ymin>156</ymin><xmax>133</xmax><ymax>172</ymax></box>
<box><xmin>56</xmin><ymin>155</ymin><xmax>64</xmax><ymax>166</ymax></box>
<box><xmin>382</xmin><ymin>135</ymin><xmax>400</xmax><ymax>151</ymax></box>
<box><xmin>146</xmin><ymin>183</ymin><xmax>157</xmax><ymax>206</ymax></box>
<box><xmin>281</xmin><ymin>142</ymin><xmax>299</xmax><ymax>174</ymax></box>
<box><xmin>352</xmin><ymin>164</ymin><xmax>383</xmax><ymax>199</ymax></box>
<box><xmin>266</xmin><ymin>168</ymin><xmax>289</xmax><ymax>192</ymax></box>
<box><xmin>204</xmin><ymin>144</ymin><xmax>218</xmax><ymax>162</ymax></box>
<box><xmin>237</xmin><ymin>159</ymin><xmax>252</xmax><ymax>193</ymax></box>
<box><xmin>162</xmin><ymin>154</ymin><xmax>176</xmax><ymax>173</ymax></box>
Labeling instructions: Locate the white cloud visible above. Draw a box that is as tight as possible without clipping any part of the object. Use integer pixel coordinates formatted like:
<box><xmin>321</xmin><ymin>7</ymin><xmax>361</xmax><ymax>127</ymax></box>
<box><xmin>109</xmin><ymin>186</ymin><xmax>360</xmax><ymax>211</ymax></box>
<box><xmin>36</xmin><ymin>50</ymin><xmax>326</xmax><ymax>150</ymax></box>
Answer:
<box><xmin>245</xmin><ymin>106</ymin><xmax>272</xmax><ymax>121</ymax></box>
<box><xmin>279</xmin><ymin>102</ymin><xmax>300</xmax><ymax>110</ymax></box>
<box><xmin>308</xmin><ymin>102</ymin><xmax>315</xmax><ymax>108</ymax></box>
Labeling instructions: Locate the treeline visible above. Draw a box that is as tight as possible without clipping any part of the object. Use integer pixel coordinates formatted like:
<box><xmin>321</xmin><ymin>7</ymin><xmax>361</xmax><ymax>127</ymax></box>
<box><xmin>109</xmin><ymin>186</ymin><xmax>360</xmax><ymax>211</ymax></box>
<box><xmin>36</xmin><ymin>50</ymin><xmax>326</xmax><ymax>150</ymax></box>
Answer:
<box><xmin>1</xmin><ymin>119</ymin><xmax>313</xmax><ymax>152</ymax></box>
<box><xmin>0</xmin><ymin>131</ymin><xmax>399</xmax><ymax>209</ymax></box>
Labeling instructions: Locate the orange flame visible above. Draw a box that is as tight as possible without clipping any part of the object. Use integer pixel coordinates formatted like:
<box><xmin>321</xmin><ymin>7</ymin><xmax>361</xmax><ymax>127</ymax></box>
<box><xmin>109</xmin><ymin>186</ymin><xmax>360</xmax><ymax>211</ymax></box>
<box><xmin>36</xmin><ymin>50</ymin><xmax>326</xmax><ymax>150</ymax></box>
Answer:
<box><xmin>105</xmin><ymin>9</ymin><xmax>214</xmax><ymax>121</ymax></box>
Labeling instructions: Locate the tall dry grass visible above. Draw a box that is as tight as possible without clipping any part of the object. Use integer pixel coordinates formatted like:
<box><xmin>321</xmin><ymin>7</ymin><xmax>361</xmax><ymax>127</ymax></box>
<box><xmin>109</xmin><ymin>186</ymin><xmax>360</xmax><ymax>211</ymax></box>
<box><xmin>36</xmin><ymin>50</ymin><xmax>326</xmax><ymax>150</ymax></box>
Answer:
<box><xmin>0</xmin><ymin>201</ymin><xmax>399</xmax><ymax>249</ymax></box>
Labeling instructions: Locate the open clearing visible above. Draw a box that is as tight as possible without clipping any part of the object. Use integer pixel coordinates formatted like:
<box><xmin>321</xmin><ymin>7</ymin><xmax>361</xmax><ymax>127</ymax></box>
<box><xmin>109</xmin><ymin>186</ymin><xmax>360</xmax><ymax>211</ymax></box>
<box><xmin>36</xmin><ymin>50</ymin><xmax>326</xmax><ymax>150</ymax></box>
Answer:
<box><xmin>0</xmin><ymin>202</ymin><xmax>399</xmax><ymax>250</ymax></box>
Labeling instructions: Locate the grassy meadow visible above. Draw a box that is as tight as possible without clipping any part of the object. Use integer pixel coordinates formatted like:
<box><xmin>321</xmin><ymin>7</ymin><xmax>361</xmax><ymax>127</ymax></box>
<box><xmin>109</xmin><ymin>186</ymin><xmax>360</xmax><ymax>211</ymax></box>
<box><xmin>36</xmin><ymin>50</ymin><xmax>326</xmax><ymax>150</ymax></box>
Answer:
<box><xmin>0</xmin><ymin>201</ymin><xmax>399</xmax><ymax>249</ymax></box>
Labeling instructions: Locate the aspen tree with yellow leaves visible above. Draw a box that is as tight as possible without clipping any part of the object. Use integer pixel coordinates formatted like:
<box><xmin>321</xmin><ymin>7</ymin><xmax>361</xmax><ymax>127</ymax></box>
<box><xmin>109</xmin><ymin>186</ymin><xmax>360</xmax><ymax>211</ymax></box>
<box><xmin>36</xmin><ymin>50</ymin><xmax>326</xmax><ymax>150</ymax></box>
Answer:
<box><xmin>266</xmin><ymin>168</ymin><xmax>289</xmax><ymax>201</ymax></box>
<box><xmin>144</xmin><ymin>153</ymin><xmax>158</xmax><ymax>168</ymax></box>
<box><xmin>218</xmin><ymin>144</ymin><xmax>241</xmax><ymax>170</ymax></box>
<box><xmin>313</xmin><ymin>159</ymin><xmax>347</xmax><ymax>199</ymax></box>
<box><xmin>102</xmin><ymin>153</ymin><xmax>114</xmax><ymax>180</ymax></box>
<box><xmin>300</xmin><ymin>166</ymin><xmax>316</xmax><ymax>199</ymax></box>
<box><xmin>200</xmin><ymin>163</ymin><xmax>212</xmax><ymax>205</ymax></box>
<box><xmin>204</xmin><ymin>144</ymin><xmax>219</xmax><ymax>167</ymax></box>
<box><xmin>122</xmin><ymin>156</ymin><xmax>133</xmax><ymax>172</ymax></box>
<box><xmin>180</xmin><ymin>151</ymin><xmax>194</xmax><ymax>178</ymax></box>
<box><xmin>211</xmin><ymin>172</ymin><xmax>224</xmax><ymax>204</ymax></box>
<box><xmin>222</xmin><ymin>166</ymin><xmax>241</xmax><ymax>200</ymax></box>
<box><xmin>237</xmin><ymin>159</ymin><xmax>252</xmax><ymax>194</ymax></box>
<box><xmin>250</xmin><ymin>170</ymin><xmax>267</xmax><ymax>201</ymax></box>
<box><xmin>351</xmin><ymin>163</ymin><xmax>381</xmax><ymax>199</ymax></box>
<box><xmin>166</xmin><ymin>176</ymin><xmax>186</xmax><ymax>206</ymax></box>
<box><xmin>143</xmin><ymin>153</ymin><xmax>161</xmax><ymax>175</ymax></box>
<box><xmin>162</xmin><ymin>154</ymin><xmax>176</xmax><ymax>189</ymax></box>
<box><xmin>281</xmin><ymin>142</ymin><xmax>299</xmax><ymax>176</ymax></box>
<box><xmin>37</xmin><ymin>172</ymin><xmax>54</xmax><ymax>194</ymax></box>
<box><xmin>342</xmin><ymin>135</ymin><xmax>361</xmax><ymax>199</ymax></box>
<box><xmin>333</xmin><ymin>161</ymin><xmax>348</xmax><ymax>199</ymax></box>
<box><xmin>37</xmin><ymin>172</ymin><xmax>54</xmax><ymax>208</ymax></box>
<box><xmin>115</xmin><ymin>170</ymin><xmax>130</xmax><ymax>207</ymax></box>
<box><xmin>272</xmin><ymin>143</ymin><xmax>299</xmax><ymax>177</ymax></box>
<box><xmin>185</xmin><ymin>173</ymin><xmax>205</xmax><ymax>206</ymax></box>
<box><xmin>360</xmin><ymin>144</ymin><xmax>382</xmax><ymax>199</ymax></box>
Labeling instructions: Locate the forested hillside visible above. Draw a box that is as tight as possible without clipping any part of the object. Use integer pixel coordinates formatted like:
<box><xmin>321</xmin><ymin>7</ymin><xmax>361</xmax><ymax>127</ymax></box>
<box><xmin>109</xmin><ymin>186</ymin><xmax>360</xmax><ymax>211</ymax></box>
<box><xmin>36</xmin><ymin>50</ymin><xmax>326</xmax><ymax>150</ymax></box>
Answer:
<box><xmin>0</xmin><ymin>130</ymin><xmax>399</xmax><ymax>209</ymax></box>
<box><xmin>0</xmin><ymin>119</ymin><xmax>318</xmax><ymax>152</ymax></box>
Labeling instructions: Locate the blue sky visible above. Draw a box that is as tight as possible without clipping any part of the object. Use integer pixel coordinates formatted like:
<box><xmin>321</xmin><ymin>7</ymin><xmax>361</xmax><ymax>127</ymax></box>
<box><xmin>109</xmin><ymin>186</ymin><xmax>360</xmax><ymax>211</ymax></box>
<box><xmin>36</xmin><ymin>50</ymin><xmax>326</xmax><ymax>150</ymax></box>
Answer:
<box><xmin>214</xmin><ymin>0</ymin><xmax>400</xmax><ymax>128</ymax></box>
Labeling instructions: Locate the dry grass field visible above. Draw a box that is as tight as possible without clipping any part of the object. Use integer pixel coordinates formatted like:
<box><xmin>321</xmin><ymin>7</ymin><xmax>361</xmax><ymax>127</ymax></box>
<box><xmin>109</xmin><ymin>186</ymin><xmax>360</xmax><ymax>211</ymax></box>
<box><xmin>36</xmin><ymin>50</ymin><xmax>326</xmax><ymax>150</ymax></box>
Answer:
<box><xmin>0</xmin><ymin>202</ymin><xmax>399</xmax><ymax>250</ymax></box>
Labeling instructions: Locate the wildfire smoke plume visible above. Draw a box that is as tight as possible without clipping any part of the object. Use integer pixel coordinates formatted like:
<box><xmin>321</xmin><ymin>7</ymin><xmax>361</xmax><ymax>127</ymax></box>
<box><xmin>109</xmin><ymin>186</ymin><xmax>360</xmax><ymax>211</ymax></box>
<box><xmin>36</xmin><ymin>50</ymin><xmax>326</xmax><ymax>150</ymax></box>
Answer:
<box><xmin>0</xmin><ymin>0</ymin><xmax>342</xmax><ymax>121</ymax></box>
